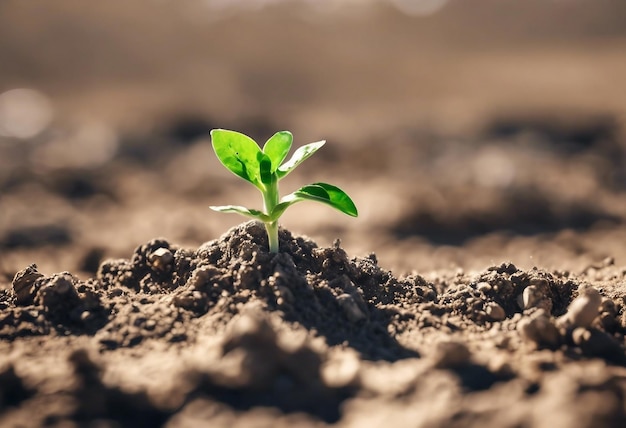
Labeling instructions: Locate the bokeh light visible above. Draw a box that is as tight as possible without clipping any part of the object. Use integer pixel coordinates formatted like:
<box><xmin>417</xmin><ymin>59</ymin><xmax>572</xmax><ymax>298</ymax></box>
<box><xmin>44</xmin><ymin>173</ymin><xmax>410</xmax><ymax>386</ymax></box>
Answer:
<box><xmin>0</xmin><ymin>88</ymin><xmax>53</xmax><ymax>139</ymax></box>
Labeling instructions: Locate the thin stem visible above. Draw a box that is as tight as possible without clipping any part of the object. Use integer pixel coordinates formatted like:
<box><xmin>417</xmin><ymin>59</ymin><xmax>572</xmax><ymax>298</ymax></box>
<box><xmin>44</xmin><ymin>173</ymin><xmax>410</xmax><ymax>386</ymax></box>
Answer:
<box><xmin>262</xmin><ymin>176</ymin><xmax>280</xmax><ymax>253</ymax></box>
<box><xmin>265</xmin><ymin>221</ymin><xmax>279</xmax><ymax>253</ymax></box>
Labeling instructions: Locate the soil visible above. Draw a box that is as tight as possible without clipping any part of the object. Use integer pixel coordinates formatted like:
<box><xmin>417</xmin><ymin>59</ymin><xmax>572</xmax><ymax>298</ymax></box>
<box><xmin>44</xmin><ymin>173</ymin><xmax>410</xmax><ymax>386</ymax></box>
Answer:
<box><xmin>4</xmin><ymin>222</ymin><xmax>626</xmax><ymax>428</ymax></box>
<box><xmin>3</xmin><ymin>1</ymin><xmax>626</xmax><ymax>427</ymax></box>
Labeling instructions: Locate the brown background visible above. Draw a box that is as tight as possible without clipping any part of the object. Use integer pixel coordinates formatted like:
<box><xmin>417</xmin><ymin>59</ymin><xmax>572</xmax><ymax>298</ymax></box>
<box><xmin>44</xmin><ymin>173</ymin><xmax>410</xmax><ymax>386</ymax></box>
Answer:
<box><xmin>2</xmin><ymin>0</ymin><xmax>626</xmax><ymax>278</ymax></box>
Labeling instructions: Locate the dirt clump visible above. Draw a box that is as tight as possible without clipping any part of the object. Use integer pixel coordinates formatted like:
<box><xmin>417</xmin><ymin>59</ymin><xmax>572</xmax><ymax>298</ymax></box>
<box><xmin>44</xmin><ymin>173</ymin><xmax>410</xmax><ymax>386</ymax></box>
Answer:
<box><xmin>2</xmin><ymin>222</ymin><xmax>626</xmax><ymax>427</ymax></box>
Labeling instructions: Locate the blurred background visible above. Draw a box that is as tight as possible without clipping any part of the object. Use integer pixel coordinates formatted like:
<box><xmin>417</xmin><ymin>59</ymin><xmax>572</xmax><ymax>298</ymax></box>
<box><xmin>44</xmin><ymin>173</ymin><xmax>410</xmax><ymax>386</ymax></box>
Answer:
<box><xmin>1</xmin><ymin>0</ymin><xmax>626</xmax><ymax>278</ymax></box>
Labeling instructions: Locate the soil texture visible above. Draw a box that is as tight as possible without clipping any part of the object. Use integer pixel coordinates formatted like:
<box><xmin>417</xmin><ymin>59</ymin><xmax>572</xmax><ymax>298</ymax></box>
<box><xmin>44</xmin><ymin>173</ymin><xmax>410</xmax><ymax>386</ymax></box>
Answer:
<box><xmin>3</xmin><ymin>222</ymin><xmax>626</xmax><ymax>427</ymax></box>
<box><xmin>3</xmin><ymin>1</ymin><xmax>626</xmax><ymax>427</ymax></box>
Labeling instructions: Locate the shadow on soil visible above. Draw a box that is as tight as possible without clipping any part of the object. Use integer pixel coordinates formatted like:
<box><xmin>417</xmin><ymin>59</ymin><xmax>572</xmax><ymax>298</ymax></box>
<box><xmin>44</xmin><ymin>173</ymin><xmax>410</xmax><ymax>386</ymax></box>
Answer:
<box><xmin>393</xmin><ymin>191</ymin><xmax>621</xmax><ymax>246</ymax></box>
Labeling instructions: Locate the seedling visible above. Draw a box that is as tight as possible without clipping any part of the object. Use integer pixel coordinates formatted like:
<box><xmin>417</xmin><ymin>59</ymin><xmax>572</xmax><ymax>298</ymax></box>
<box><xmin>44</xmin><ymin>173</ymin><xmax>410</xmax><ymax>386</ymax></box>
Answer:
<box><xmin>210</xmin><ymin>129</ymin><xmax>358</xmax><ymax>253</ymax></box>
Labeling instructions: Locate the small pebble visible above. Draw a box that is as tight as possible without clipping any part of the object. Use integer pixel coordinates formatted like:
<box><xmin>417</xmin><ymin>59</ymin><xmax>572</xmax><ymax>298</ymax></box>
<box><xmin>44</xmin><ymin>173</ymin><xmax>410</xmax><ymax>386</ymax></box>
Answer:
<box><xmin>521</xmin><ymin>285</ymin><xmax>540</xmax><ymax>310</ymax></box>
<box><xmin>557</xmin><ymin>287</ymin><xmax>601</xmax><ymax>329</ymax></box>
<box><xmin>12</xmin><ymin>264</ymin><xmax>44</xmax><ymax>305</ymax></box>
<box><xmin>517</xmin><ymin>310</ymin><xmax>560</xmax><ymax>349</ymax></box>
<box><xmin>485</xmin><ymin>302</ymin><xmax>506</xmax><ymax>321</ymax></box>
<box><xmin>477</xmin><ymin>282</ymin><xmax>492</xmax><ymax>293</ymax></box>
<box><xmin>148</xmin><ymin>248</ymin><xmax>173</xmax><ymax>272</ymax></box>
<box><xmin>430</xmin><ymin>340</ymin><xmax>471</xmax><ymax>369</ymax></box>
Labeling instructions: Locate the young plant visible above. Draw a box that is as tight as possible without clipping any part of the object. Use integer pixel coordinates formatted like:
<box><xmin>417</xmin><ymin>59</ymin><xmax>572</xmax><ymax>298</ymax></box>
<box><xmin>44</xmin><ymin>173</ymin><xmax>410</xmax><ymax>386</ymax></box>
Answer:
<box><xmin>210</xmin><ymin>129</ymin><xmax>358</xmax><ymax>253</ymax></box>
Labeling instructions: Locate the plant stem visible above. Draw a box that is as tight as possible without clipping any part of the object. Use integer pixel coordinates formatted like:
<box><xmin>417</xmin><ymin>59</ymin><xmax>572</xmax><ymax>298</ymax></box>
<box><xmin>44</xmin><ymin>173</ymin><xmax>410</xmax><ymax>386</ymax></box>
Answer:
<box><xmin>265</xmin><ymin>221</ymin><xmax>279</xmax><ymax>253</ymax></box>
<box><xmin>263</xmin><ymin>177</ymin><xmax>280</xmax><ymax>253</ymax></box>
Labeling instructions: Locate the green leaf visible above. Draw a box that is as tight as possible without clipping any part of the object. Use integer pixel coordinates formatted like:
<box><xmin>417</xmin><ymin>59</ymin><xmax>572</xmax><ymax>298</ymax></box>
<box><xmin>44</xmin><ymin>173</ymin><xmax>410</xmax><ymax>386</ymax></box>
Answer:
<box><xmin>211</xmin><ymin>129</ymin><xmax>262</xmax><ymax>187</ymax></box>
<box><xmin>298</xmin><ymin>184</ymin><xmax>329</xmax><ymax>200</ymax></box>
<box><xmin>259</xmin><ymin>153</ymin><xmax>273</xmax><ymax>185</ymax></box>
<box><xmin>295</xmin><ymin>183</ymin><xmax>358</xmax><ymax>217</ymax></box>
<box><xmin>263</xmin><ymin>131</ymin><xmax>292</xmax><ymax>172</ymax></box>
<box><xmin>268</xmin><ymin>200</ymin><xmax>292</xmax><ymax>221</ymax></box>
<box><xmin>276</xmin><ymin>140</ymin><xmax>325</xmax><ymax>179</ymax></box>
<box><xmin>278</xmin><ymin>182</ymin><xmax>358</xmax><ymax>217</ymax></box>
<box><xmin>210</xmin><ymin>205</ymin><xmax>270</xmax><ymax>222</ymax></box>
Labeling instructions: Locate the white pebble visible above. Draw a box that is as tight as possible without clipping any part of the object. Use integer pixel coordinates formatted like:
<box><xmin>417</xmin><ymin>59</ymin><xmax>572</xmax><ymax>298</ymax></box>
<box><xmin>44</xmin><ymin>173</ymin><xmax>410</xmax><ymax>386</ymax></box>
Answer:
<box><xmin>558</xmin><ymin>287</ymin><xmax>601</xmax><ymax>329</ymax></box>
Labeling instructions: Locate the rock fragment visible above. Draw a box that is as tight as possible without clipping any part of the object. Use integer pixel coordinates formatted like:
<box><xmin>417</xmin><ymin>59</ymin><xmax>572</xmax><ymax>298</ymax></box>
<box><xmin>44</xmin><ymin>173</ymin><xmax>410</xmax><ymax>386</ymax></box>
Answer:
<box><xmin>430</xmin><ymin>340</ymin><xmax>471</xmax><ymax>369</ymax></box>
<box><xmin>12</xmin><ymin>264</ymin><xmax>43</xmax><ymax>306</ymax></box>
<box><xmin>517</xmin><ymin>278</ymin><xmax>552</xmax><ymax>312</ymax></box>
<box><xmin>517</xmin><ymin>309</ymin><xmax>560</xmax><ymax>349</ymax></box>
<box><xmin>148</xmin><ymin>247</ymin><xmax>174</xmax><ymax>272</ymax></box>
<box><xmin>557</xmin><ymin>287</ymin><xmax>601</xmax><ymax>329</ymax></box>
<box><xmin>485</xmin><ymin>302</ymin><xmax>506</xmax><ymax>321</ymax></box>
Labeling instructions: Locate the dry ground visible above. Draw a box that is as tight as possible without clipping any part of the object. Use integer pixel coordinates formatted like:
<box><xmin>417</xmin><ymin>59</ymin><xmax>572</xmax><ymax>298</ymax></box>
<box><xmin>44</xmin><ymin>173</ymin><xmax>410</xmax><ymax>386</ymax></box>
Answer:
<box><xmin>2</xmin><ymin>1</ymin><xmax>626</xmax><ymax>426</ymax></box>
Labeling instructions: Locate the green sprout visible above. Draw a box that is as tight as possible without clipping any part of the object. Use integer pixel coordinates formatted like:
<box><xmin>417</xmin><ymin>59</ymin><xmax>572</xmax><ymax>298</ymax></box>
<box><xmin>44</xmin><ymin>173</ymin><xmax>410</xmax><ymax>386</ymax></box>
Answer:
<box><xmin>210</xmin><ymin>129</ymin><xmax>358</xmax><ymax>253</ymax></box>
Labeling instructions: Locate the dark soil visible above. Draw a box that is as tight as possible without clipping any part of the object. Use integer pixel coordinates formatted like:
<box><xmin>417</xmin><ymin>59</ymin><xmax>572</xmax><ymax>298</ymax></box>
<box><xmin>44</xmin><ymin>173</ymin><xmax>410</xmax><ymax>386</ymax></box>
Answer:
<box><xmin>3</xmin><ymin>222</ymin><xmax>626</xmax><ymax>427</ymax></box>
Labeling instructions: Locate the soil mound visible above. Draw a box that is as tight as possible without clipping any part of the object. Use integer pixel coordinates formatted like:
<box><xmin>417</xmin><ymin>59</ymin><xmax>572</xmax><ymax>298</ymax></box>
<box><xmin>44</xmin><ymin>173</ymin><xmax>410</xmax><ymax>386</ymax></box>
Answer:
<box><xmin>2</xmin><ymin>222</ymin><xmax>626</xmax><ymax>427</ymax></box>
